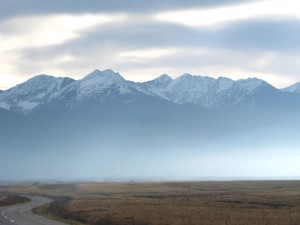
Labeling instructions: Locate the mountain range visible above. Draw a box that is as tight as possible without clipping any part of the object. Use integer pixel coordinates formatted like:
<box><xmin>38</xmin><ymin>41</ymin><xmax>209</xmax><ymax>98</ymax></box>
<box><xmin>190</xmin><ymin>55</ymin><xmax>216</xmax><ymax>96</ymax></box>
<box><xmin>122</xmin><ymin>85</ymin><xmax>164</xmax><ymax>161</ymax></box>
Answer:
<box><xmin>1</xmin><ymin>69</ymin><xmax>300</xmax><ymax>115</ymax></box>
<box><xmin>1</xmin><ymin>69</ymin><xmax>300</xmax><ymax>181</ymax></box>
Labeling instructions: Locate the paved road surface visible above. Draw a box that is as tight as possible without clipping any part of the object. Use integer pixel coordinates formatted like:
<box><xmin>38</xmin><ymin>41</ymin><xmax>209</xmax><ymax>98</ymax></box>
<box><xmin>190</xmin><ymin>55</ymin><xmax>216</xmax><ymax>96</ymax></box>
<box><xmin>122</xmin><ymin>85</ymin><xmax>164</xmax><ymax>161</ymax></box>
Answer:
<box><xmin>0</xmin><ymin>196</ymin><xmax>68</xmax><ymax>225</ymax></box>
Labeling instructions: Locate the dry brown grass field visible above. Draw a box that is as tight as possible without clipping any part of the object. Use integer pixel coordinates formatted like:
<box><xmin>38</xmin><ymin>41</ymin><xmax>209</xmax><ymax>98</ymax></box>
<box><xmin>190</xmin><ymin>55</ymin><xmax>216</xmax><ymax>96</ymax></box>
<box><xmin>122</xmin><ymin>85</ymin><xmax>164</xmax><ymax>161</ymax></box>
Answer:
<box><xmin>1</xmin><ymin>180</ymin><xmax>300</xmax><ymax>225</ymax></box>
<box><xmin>0</xmin><ymin>194</ymin><xmax>30</xmax><ymax>207</ymax></box>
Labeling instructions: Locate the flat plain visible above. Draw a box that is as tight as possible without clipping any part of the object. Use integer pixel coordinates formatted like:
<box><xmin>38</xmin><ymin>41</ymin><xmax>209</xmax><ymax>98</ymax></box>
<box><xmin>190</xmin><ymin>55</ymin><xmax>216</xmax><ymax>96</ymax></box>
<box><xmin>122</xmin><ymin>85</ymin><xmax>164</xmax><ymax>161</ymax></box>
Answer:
<box><xmin>1</xmin><ymin>180</ymin><xmax>300</xmax><ymax>225</ymax></box>
<box><xmin>0</xmin><ymin>194</ymin><xmax>30</xmax><ymax>207</ymax></box>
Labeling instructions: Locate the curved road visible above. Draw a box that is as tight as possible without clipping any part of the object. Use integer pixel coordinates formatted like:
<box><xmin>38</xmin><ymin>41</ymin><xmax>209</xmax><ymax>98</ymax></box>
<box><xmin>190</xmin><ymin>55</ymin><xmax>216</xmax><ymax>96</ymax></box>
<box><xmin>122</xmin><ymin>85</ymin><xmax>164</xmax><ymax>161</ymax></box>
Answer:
<box><xmin>0</xmin><ymin>196</ymin><xmax>68</xmax><ymax>225</ymax></box>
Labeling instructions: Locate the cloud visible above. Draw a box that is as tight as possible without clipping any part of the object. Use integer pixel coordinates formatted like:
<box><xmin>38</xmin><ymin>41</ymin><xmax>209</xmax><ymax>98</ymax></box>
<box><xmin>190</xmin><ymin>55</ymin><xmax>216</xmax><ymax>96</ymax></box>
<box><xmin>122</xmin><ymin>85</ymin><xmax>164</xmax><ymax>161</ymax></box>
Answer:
<box><xmin>155</xmin><ymin>0</ymin><xmax>300</xmax><ymax>27</ymax></box>
<box><xmin>17</xmin><ymin>41</ymin><xmax>297</xmax><ymax>88</ymax></box>
<box><xmin>0</xmin><ymin>0</ymin><xmax>299</xmax><ymax>89</ymax></box>
<box><xmin>0</xmin><ymin>13</ymin><xmax>127</xmax><ymax>51</ymax></box>
<box><xmin>0</xmin><ymin>13</ymin><xmax>127</xmax><ymax>87</ymax></box>
<box><xmin>118</xmin><ymin>48</ymin><xmax>179</xmax><ymax>60</ymax></box>
<box><xmin>212</xmin><ymin>20</ymin><xmax>300</xmax><ymax>52</ymax></box>
<box><xmin>0</xmin><ymin>0</ymin><xmax>251</xmax><ymax>19</ymax></box>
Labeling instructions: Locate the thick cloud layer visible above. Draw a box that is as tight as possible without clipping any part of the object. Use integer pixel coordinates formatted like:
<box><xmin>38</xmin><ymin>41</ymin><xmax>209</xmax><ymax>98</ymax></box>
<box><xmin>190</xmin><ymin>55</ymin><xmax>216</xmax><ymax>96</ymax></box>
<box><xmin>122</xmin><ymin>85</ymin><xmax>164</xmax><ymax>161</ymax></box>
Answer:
<box><xmin>0</xmin><ymin>0</ymin><xmax>299</xmax><ymax>89</ymax></box>
<box><xmin>0</xmin><ymin>0</ymin><xmax>251</xmax><ymax>17</ymax></box>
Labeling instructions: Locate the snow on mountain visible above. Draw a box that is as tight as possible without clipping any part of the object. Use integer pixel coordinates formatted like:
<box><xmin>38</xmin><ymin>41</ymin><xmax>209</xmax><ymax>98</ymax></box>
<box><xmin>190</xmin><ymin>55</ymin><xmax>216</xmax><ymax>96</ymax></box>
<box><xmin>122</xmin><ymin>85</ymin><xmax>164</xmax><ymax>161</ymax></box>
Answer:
<box><xmin>80</xmin><ymin>69</ymin><xmax>124</xmax><ymax>88</ymax></box>
<box><xmin>282</xmin><ymin>82</ymin><xmax>300</xmax><ymax>93</ymax></box>
<box><xmin>230</xmin><ymin>78</ymin><xmax>267</xmax><ymax>95</ymax></box>
<box><xmin>0</xmin><ymin>75</ymin><xmax>75</xmax><ymax>114</ymax></box>
<box><xmin>142</xmin><ymin>74</ymin><xmax>233</xmax><ymax>107</ymax></box>
<box><xmin>142</xmin><ymin>73</ymin><xmax>236</xmax><ymax>108</ymax></box>
<box><xmin>0</xmin><ymin>69</ymin><xmax>156</xmax><ymax>114</ymax></box>
<box><xmin>141</xmin><ymin>74</ymin><xmax>273</xmax><ymax>109</ymax></box>
<box><xmin>213</xmin><ymin>78</ymin><xmax>272</xmax><ymax>109</ymax></box>
<box><xmin>51</xmin><ymin>69</ymin><xmax>152</xmax><ymax>107</ymax></box>
<box><xmin>0</xmin><ymin>69</ymin><xmax>287</xmax><ymax>114</ymax></box>
<box><xmin>77</xmin><ymin>69</ymin><xmax>145</xmax><ymax>97</ymax></box>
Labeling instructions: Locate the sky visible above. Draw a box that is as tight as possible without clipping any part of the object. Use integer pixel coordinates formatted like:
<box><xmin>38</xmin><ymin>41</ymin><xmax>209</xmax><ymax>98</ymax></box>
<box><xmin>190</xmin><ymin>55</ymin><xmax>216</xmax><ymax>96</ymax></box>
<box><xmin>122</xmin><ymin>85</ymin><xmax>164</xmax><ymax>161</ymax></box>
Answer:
<box><xmin>1</xmin><ymin>0</ymin><xmax>300</xmax><ymax>90</ymax></box>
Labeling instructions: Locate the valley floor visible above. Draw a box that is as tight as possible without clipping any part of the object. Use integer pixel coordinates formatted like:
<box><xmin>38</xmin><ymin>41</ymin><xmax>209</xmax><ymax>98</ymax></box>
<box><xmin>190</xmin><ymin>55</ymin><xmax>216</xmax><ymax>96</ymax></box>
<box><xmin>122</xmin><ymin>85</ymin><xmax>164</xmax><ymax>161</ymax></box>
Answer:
<box><xmin>2</xmin><ymin>180</ymin><xmax>300</xmax><ymax>225</ymax></box>
<box><xmin>0</xmin><ymin>194</ymin><xmax>30</xmax><ymax>207</ymax></box>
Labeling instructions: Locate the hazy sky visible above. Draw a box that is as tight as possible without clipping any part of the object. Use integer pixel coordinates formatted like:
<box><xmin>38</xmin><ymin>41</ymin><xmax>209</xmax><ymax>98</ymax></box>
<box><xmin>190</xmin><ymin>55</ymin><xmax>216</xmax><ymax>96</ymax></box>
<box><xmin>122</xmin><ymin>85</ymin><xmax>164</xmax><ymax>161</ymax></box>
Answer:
<box><xmin>1</xmin><ymin>0</ymin><xmax>300</xmax><ymax>89</ymax></box>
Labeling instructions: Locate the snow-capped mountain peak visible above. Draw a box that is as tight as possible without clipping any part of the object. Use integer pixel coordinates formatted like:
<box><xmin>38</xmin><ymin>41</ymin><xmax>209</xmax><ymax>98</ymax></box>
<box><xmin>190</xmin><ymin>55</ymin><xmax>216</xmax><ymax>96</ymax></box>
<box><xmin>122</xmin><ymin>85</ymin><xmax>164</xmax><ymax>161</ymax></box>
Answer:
<box><xmin>6</xmin><ymin>74</ymin><xmax>64</xmax><ymax>95</ymax></box>
<box><xmin>155</xmin><ymin>74</ymin><xmax>172</xmax><ymax>83</ymax></box>
<box><xmin>234</xmin><ymin>77</ymin><xmax>266</xmax><ymax>92</ymax></box>
<box><xmin>140</xmin><ymin>73</ymin><xmax>234</xmax><ymax>107</ymax></box>
<box><xmin>139</xmin><ymin>74</ymin><xmax>172</xmax><ymax>95</ymax></box>
<box><xmin>0</xmin><ymin>70</ymin><xmax>291</xmax><ymax>115</ymax></box>
<box><xmin>84</xmin><ymin>69</ymin><xmax>123</xmax><ymax>80</ymax></box>
<box><xmin>0</xmin><ymin>74</ymin><xmax>74</xmax><ymax>113</ymax></box>
<box><xmin>140</xmin><ymin>74</ymin><xmax>275</xmax><ymax>109</ymax></box>
<box><xmin>50</xmin><ymin>69</ymin><xmax>150</xmax><ymax>107</ymax></box>
<box><xmin>76</xmin><ymin>69</ymin><xmax>129</xmax><ymax>96</ymax></box>
<box><xmin>80</xmin><ymin>69</ymin><xmax>124</xmax><ymax>87</ymax></box>
<box><xmin>282</xmin><ymin>82</ymin><xmax>300</xmax><ymax>93</ymax></box>
<box><xmin>12</xmin><ymin>74</ymin><xmax>74</xmax><ymax>94</ymax></box>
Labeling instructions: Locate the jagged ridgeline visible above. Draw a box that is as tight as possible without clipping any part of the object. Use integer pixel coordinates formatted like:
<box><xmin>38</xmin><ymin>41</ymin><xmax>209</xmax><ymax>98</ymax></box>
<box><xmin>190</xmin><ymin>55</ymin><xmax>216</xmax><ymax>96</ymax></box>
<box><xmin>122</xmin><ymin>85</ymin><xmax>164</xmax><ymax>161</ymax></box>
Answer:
<box><xmin>0</xmin><ymin>69</ymin><xmax>300</xmax><ymax>181</ymax></box>
<box><xmin>2</xmin><ymin>69</ymin><xmax>300</xmax><ymax>114</ymax></box>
